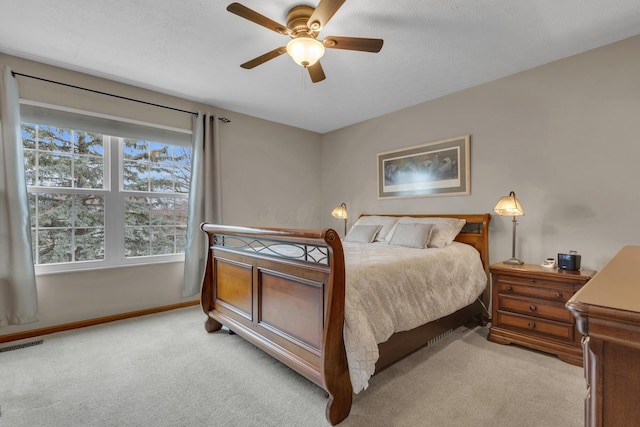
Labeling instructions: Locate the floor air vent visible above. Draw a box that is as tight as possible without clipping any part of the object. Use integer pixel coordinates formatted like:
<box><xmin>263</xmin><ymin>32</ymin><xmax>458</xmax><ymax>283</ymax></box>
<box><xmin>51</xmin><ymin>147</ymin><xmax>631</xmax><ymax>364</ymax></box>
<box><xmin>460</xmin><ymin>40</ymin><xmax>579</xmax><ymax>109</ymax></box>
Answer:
<box><xmin>0</xmin><ymin>339</ymin><xmax>44</xmax><ymax>353</ymax></box>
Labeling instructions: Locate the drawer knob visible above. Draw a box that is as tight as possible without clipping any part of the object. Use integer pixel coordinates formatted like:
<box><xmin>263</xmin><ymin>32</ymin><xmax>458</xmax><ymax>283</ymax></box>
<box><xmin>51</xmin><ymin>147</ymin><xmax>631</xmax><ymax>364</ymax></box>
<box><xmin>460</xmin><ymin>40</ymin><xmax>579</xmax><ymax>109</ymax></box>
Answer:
<box><xmin>529</xmin><ymin>305</ymin><xmax>537</xmax><ymax>312</ymax></box>
<box><xmin>555</xmin><ymin>292</ymin><xmax>563</xmax><ymax>299</ymax></box>
<box><xmin>529</xmin><ymin>279</ymin><xmax>536</xmax><ymax>283</ymax></box>
<box><xmin>528</xmin><ymin>321</ymin><xmax>536</xmax><ymax>329</ymax></box>
<box><xmin>506</xmin><ymin>285</ymin><xmax>513</xmax><ymax>291</ymax></box>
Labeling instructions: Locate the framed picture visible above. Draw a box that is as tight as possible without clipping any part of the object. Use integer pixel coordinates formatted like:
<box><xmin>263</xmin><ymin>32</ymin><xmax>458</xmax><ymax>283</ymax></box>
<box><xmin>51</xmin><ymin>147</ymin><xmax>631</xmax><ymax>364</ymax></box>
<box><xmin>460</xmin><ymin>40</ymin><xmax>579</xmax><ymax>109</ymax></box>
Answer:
<box><xmin>377</xmin><ymin>135</ymin><xmax>470</xmax><ymax>199</ymax></box>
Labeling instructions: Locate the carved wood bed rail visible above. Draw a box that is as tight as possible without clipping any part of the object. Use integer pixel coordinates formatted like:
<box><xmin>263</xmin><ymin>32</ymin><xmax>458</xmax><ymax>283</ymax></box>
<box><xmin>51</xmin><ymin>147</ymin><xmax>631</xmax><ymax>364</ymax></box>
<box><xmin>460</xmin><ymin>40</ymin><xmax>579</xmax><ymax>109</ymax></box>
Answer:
<box><xmin>200</xmin><ymin>213</ymin><xmax>491</xmax><ymax>425</ymax></box>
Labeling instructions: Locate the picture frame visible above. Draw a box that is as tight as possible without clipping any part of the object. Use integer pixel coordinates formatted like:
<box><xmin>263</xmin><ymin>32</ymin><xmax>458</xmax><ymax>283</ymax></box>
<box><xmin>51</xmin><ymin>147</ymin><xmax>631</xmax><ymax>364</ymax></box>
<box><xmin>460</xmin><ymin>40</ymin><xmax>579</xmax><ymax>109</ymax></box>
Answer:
<box><xmin>377</xmin><ymin>135</ymin><xmax>470</xmax><ymax>199</ymax></box>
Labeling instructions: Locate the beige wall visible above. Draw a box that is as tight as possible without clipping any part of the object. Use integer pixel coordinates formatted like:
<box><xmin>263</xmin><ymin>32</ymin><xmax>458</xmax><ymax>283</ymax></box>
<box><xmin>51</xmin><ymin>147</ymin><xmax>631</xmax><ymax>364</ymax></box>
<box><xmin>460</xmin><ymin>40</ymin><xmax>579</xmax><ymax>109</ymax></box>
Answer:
<box><xmin>0</xmin><ymin>53</ymin><xmax>322</xmax><ymax>336</ymax></box>
<box><xmin>321</xmin><ymin>35</ymin><xmax>640</xmax><ymax>271</ymax></box>
<box><xmin>218</xmin><ymin>111</ymin><xmax>324</xmax><ymax>228</ymax></box>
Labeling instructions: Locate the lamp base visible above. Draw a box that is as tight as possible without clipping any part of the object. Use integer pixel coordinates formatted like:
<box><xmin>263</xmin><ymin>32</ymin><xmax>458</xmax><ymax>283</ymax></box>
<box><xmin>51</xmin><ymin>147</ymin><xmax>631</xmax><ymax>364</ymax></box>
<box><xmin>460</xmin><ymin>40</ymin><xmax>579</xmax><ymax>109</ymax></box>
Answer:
<box><xmin>503</xmin><ymin>258</ymin><xmax>524</xmax><ymax>265</ymax></box>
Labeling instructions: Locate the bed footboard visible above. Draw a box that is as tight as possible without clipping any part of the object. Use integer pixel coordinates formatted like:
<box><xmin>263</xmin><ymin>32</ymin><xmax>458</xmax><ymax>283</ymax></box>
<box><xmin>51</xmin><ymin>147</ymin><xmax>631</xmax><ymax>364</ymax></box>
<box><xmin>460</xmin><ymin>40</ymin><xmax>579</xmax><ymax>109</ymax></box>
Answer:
<box><xmin>200</xmin><ymin>224</ymin><xmax>352</xmax><ymax>425</ymax></box>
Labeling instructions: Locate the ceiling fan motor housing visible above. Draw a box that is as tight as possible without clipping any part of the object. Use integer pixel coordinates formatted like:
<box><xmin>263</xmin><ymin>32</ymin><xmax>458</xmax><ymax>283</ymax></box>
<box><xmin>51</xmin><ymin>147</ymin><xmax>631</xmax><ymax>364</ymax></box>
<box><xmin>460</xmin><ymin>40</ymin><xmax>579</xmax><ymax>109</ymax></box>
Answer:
<box><xmin>286</xmin><ymin>5</ymin><xmax>319</xmax><ymax>39</ymax></box>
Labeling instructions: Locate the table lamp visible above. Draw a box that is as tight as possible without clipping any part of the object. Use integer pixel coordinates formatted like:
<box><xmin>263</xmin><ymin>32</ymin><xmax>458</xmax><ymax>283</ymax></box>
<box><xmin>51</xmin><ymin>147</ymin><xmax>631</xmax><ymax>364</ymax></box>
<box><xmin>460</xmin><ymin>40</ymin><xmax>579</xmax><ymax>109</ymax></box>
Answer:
<box><xmin>493</xmin><ymin>191</ymin><xmax>525</xmax><ymax>265</ymax></box>
<box><xmin>331</xmin><ymin>203</ymin><xmax>348</xmax><ymax>235</ymax></box>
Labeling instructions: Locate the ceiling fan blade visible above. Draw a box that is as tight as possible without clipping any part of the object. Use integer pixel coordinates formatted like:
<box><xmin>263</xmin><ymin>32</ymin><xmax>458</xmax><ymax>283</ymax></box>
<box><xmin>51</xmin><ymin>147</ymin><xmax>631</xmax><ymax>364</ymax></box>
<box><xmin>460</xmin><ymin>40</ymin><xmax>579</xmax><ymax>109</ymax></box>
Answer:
<box><xmin>240</xmin><ymin>47</ymin><xmax>287</xmax><ymax>69</ymax></box>
<box><xmin>227</xmin><ymin>2</ymin><xmax>290</xmax><ymax>35</ymax></box>
<box><xmin>323</xmin><ymin>36</ymin><xmax>383</xmax><ymax>53</ymax></box>
<box><xmin>308</xmin><ymin>62</ymin><xmax>326</xmax><ymax>83</ymax></box>
<box><xmin>307</xmin><ymin>0</ymin><xmax>346</xmax><ymax>31</ymax></box>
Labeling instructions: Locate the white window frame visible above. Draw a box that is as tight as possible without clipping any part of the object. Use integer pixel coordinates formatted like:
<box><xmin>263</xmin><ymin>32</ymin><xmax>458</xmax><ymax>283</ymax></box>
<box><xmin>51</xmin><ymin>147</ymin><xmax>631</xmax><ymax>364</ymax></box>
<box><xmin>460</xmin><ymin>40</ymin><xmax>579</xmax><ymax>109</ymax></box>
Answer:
<box><xmin>20</xmin><ymin>101</ymin><xmax>193</xmax><ymax>275</ymax></box>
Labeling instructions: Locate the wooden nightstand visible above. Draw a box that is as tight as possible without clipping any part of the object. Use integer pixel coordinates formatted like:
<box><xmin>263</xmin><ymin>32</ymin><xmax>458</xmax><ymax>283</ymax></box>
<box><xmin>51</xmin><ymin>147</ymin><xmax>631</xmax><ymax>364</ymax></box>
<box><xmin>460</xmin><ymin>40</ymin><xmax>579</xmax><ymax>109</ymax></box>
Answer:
<box><xmin>487</xmin><ymin>262</ymin><xmax>596</xmax><ymax>366</ymax></box>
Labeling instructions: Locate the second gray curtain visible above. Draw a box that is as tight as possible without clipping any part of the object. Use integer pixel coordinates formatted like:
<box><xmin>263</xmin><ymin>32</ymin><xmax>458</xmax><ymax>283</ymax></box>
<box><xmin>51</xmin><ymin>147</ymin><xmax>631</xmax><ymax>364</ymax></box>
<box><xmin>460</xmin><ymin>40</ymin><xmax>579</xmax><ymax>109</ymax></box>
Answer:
<box><xmin>182</xmin><ymin>112</ymin><xmax>221</xmax><ymax>297</ymax></box>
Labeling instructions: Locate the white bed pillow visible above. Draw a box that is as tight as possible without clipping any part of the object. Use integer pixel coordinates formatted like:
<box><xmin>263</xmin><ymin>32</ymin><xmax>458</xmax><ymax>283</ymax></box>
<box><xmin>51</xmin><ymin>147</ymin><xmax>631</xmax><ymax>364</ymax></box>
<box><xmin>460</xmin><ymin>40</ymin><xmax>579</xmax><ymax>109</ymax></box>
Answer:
<box><xmin>349</xmin><ymin>215</ymin><xmax>399</xmax><ymax>242</ymax></box>
<box><xmin>388</xmin><ymin>217</ymin><xmax>466</xmax><ymax>248</ymax></box>
<box><xmin>388</xmin><ymin>223</ymin><xmax>434</xmax><ymax>248</ymax></box>
<box><xmin>427</xmin><ymin>218</ymin><xmax>466</xmax><ymax>248</ymax></box>
<box><xmin>344</xmin><ymin>224</ymin><xmax>382</xmax><ymax>243</ymax></box>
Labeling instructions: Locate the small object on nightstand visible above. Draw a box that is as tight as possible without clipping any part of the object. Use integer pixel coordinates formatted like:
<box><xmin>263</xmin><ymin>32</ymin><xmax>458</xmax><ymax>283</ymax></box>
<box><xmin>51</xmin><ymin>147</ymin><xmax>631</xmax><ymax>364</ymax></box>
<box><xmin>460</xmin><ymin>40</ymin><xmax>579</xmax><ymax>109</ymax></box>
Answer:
<box><xmin>541</xmin><ymin>257</ymin><xmax>555</xmax><ymax>268</ymax></box>
<box><xmin>557</xmin><ymin>251</ymin><xmax>581</xmax><ymax>271</ymax></box>
<box><xmin>487</xmin><ymin>262</ymin><xmax>596</xmax><ymax>366</ymax></box>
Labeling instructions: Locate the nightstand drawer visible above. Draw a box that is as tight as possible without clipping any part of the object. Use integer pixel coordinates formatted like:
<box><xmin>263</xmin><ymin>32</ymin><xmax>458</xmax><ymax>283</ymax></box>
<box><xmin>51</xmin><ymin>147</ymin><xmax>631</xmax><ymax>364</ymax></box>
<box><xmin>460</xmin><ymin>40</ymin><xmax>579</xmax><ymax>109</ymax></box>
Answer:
<box><xmin>496</xmin><ymin>311</ymin><xmax>575</xmax><ymax>342</ymax></box>
<box><xmin>494</xmin><ymin>273</ymin><xmax>570</xmax><ymax>288</ymax></box>
<box><xmin>498</xmin><ymin>294</ymin><xmax>574</xmax><ymax>323</ymax></box>
<box><xmin>496</xmin><ymin>279</ymin><xmax>571</xmax><ymax>302</ymax></box>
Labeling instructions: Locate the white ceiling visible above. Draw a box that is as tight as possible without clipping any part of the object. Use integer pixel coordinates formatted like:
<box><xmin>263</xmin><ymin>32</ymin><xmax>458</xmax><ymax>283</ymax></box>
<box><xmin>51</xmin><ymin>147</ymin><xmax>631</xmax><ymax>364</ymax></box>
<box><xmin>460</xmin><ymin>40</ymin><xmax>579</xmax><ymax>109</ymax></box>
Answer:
<box><xmin>1</xmin><ymin>1</ymin><xmax>640</xmax><ymax>134</ymax></box>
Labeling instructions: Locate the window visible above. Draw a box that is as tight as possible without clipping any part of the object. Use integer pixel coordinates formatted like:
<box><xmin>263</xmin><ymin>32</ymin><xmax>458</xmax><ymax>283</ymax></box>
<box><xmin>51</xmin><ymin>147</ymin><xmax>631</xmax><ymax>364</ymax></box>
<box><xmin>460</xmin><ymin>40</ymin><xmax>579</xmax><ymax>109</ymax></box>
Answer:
<box><xmin>121</xmin><ymin>139</ymin><xmax>191</xmax><ymax>258</ymax></box>
<box><xmin>20</xmin><ymin>103</ymin><xmax>192</xmax><ymax>272</ymax></box>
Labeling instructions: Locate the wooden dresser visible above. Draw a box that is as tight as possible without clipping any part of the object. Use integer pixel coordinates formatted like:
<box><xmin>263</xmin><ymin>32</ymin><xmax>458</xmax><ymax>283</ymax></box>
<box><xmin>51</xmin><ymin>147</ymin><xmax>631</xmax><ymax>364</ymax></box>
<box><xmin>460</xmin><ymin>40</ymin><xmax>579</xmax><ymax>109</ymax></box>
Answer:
<box><xmin>567</xmin><ymin>245</ymin><xmax>640</xmax><ymax>426</ymax></box>
<box><xmin>488</xmin><ymin>262</ymin><xmax>596</xmax><ymax>366</ymax></box>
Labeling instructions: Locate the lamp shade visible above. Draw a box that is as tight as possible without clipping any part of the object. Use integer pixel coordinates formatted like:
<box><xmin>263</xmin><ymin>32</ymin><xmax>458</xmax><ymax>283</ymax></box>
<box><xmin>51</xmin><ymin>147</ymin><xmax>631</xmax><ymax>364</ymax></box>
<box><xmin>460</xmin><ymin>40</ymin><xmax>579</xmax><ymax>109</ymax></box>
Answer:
<box><xmin>493</xmin><ymin>191</ymin><xmax>524</xmax><ymax>216</ymax></box>
<box><xmin>286</xmin><ymin>36</ymin><xmax>325</xmax><ymax>67</ymax></box>
<box><xmin>331</xmin><ymin>203</ymin><xmax>348</xmax><ymax>219</ymax></box>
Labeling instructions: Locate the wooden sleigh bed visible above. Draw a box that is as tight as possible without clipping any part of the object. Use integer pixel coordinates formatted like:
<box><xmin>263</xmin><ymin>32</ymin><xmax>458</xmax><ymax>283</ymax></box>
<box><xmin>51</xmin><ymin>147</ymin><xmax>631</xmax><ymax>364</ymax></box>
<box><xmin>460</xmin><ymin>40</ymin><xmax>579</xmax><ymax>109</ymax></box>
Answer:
<box><xmin>199</xmin><ymin>213</ymin><xmax>491</xmax><ymax>425</ymax></box>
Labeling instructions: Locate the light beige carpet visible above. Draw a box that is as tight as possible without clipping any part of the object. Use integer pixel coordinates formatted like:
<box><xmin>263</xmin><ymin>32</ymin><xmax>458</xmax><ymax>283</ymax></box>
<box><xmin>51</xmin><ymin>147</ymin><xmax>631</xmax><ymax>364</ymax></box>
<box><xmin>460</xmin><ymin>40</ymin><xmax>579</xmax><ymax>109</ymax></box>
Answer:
<box><xmin>0</xmin><ymin>307</ymin><xmax>584</xmax><ymax>426</ymax></box>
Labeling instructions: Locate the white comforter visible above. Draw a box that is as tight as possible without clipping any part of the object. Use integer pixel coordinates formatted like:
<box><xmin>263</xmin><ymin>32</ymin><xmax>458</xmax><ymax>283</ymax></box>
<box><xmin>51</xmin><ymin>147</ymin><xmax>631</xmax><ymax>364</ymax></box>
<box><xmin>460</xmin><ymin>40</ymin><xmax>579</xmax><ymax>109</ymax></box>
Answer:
<box><xmin>342</xmin><ymin>241</ymin><xmax>487</xmax><ymax>393</ymax></box>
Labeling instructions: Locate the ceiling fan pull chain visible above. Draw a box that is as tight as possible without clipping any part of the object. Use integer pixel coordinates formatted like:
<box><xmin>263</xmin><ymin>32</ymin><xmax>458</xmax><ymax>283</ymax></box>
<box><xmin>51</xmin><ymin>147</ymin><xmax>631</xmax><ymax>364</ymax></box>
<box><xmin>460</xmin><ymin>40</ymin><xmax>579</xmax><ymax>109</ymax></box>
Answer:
<box><xmin>302</xmin><ymin>67</ymin><xmax>307</xmax><ymax>91</ymax></box>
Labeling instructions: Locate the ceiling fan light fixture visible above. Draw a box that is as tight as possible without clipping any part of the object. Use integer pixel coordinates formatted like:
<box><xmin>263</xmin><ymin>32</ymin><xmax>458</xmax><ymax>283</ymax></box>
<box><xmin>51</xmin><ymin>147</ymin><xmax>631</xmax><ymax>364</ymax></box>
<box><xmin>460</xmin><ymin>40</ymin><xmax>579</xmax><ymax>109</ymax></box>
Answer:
<box><xmin>286</xmin><ymin>36</ymin><xmax>325</xmax><ymax>67</ymax></box>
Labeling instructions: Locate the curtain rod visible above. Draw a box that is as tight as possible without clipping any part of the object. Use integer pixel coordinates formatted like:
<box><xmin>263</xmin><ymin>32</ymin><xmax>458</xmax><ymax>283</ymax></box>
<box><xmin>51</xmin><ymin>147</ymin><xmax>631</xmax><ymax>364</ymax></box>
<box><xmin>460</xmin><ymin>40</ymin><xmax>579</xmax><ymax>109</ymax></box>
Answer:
<box><xmin>11</xmin><ymin>71</ymin><xmax>231</xmax><ymax>123</ymax></box>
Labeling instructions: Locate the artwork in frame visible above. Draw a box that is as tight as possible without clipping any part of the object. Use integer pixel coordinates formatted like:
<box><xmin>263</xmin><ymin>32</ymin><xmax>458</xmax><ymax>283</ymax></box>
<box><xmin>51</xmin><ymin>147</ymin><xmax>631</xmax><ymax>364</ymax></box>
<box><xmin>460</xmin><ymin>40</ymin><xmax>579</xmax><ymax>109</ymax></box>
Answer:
<box><xmin>377</xmin><ymin>135</ymin><xmax>470</xmax><ymax>199</ymax></box>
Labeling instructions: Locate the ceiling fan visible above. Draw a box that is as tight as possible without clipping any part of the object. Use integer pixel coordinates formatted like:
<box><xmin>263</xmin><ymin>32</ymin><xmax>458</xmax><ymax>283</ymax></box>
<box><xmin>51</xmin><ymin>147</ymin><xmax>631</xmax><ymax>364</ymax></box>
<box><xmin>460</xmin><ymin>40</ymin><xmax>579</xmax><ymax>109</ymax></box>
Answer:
<box><xmin>226</xmin><ymin>0</ymin><xmax>384</xmax><ymax>83</ymax></box>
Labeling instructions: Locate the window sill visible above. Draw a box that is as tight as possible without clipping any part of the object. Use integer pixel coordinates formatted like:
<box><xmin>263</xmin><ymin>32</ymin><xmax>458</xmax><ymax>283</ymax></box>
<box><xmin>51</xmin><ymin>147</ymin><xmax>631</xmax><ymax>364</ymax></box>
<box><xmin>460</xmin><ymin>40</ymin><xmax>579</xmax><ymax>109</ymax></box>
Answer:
<box><xmin>34</xmin><ymin>254</ymin><xmax>186</xmax><ymax>276</ymax></box>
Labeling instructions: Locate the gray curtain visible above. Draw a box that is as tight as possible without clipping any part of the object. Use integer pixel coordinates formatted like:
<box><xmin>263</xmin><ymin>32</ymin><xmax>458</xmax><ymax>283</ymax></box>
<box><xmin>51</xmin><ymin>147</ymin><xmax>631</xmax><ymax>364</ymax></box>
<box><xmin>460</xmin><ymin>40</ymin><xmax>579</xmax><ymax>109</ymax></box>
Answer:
<box><xmin>183</xmin><ymin>113</ymin><xmax>220</xmax><ymax>297</ymax></box>
<box><xmin>0</xmin><ymin>65</ymin><xmax>38</xmax><ymax>325</ymax></box>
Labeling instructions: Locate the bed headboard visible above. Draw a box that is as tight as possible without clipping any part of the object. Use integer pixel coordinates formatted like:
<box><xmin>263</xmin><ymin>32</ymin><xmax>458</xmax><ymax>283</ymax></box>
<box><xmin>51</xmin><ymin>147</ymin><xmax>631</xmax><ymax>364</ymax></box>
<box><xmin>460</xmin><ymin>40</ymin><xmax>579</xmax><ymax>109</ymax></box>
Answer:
<box><xmin>359</xmin><ymin>213</ymin><xmax>491</xmax><ymax>279</ymax></box>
